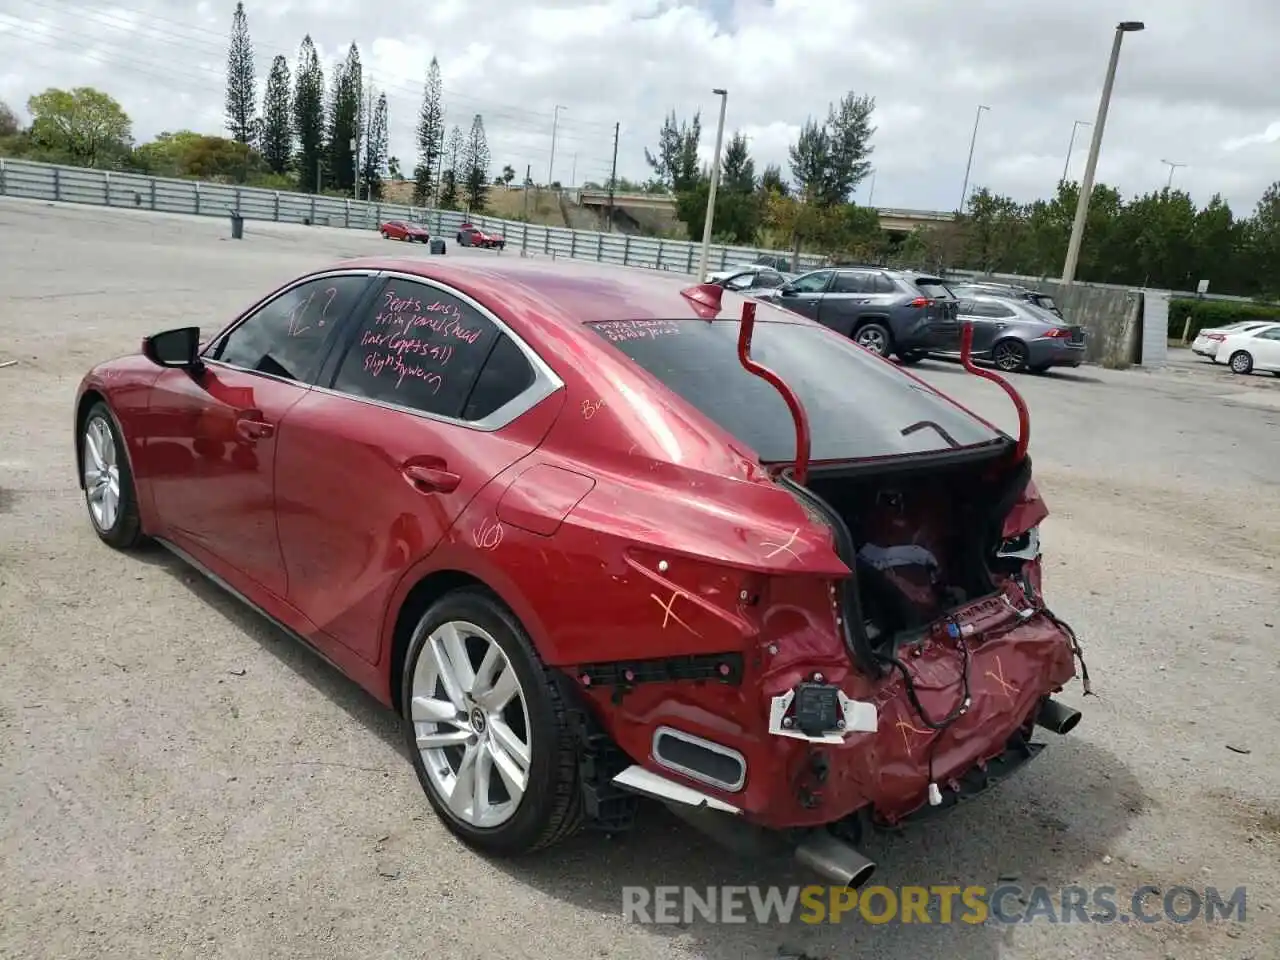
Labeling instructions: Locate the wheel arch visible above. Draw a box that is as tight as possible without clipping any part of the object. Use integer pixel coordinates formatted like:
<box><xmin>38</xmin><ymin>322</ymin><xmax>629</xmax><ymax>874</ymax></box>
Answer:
<box><xmin>387</xmin><ymin>568</ymin><xmax>528</xmax><ymax>715</ymax></box>
<box><xmin>74</xmin><ymin>389</ymin><xmax>108</xmax><ymax>490</ymax></box>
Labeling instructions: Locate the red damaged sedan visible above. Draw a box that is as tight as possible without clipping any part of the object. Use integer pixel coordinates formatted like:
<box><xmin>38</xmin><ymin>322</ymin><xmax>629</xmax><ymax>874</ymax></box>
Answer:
<box><xmin>73</xmin><ymin>257</ymin><xmax>1090</xmax><ymax>886</ymax></box>
<box><xmin>380</xmin><ymin>219</ymin><xmax>431</xmax><ymax>243</ymax></box>
<box><xmin>456</xmin><ymin>223</ymin><xmax>505</xmax><ymax>249</ymax></box>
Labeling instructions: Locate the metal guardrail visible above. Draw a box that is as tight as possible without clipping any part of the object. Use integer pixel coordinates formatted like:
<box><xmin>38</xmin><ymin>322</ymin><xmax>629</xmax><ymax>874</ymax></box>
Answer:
<box><xmin>0</xmin><ymin>157</ymin><xmax>827</xmax><ymax>277</ymax></box>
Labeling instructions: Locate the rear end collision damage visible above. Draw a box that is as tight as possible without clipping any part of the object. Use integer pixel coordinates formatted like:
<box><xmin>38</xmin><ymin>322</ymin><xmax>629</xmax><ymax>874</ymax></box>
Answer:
<box><xmin>574</xmin><ymin>297</ymin><xmax>1093</xmax><ymax>888</ymax></box>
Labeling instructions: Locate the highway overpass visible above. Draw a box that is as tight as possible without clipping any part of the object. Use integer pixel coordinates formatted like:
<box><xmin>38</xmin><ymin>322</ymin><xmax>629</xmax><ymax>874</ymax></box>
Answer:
<box><xmin>574</xmin><ymin>189</ymin><xmax>955</xmax><ymax>234</ymax></box>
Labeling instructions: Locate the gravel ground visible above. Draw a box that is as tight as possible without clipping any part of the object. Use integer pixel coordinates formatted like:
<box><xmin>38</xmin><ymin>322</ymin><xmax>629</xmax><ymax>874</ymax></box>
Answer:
<box><xmin>1</xmin><ymin>199</ymin><xmax>1277</xmax><ymax>960</ymax></box>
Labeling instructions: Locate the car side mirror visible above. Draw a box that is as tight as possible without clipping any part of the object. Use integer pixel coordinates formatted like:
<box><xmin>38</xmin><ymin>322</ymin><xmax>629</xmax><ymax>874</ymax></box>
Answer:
<box><xmin>779</xmin><ymin>285</ymin><xmax>796</xmax><ymax>296</ymax></box>
<box><xmin>143</xmin><ymin>326</ymin><xmax>204</xmax><ymax>371</ymax></box>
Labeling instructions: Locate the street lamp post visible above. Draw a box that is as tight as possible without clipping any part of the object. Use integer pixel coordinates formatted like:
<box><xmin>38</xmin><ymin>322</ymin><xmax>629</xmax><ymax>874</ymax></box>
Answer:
<box><xmin>959</xmin><ymin>104</ymin><xmax>989</xmax><ymax>213</ymax></box>
<box><xmin>548</xmin><ymin>105</ymin><xmax>565</xmax><ymax>186</ymax></box>
<box><xmin>696</xmin><ymin>88</ymin><xmax>729</xmax><ymax>283</ymax></box>
<box><xmin>1061</xmin><ymin>20</ymin><xmax>1145</xmax><ymax>283</ymax></box>
<box><xmin>866</xmin><ymin>168</ymin><xmax>876</xmax><ymax>206</ymax></box>
<box><xmin>1161</xmin><ymin>159</ymin><xmax>1186</xmax><ymax>189</ymax></box>
<box><xmin>1061</xmin><ymin>120</ymin><xmax>1092</xmax><ymax>185</ymax></box>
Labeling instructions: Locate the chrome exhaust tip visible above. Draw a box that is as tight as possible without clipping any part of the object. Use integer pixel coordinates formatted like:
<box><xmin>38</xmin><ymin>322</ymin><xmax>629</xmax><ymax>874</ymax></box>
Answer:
<box><xmin>794</xmin><ymin>830</ymin><xmax>876</xmax><ymax>889</ymax></box>
<box><xmin>1036</xmin><ymin>697</ymin><xmax>1082</xmax><ymax>735</ymax></box>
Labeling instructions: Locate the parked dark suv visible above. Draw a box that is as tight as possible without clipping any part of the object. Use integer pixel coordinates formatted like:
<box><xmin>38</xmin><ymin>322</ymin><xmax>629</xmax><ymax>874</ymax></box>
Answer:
<box><xmin>758</xmin><ymin>267</ymin><xmax>961</xmax><ymax>362</ymax></box>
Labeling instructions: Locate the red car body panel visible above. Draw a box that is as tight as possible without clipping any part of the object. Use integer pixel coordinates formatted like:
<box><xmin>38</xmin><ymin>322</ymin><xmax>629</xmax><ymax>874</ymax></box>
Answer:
<box><xmin>73</xmin><ymin>255</ymin><xmax>1081</xmax><ymax>834</ymax></box>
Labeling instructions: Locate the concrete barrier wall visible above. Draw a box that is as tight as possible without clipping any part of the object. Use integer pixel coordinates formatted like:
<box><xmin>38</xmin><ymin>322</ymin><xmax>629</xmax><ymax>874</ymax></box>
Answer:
<box><xmin>1026</xmin><ymin>280</ymin><xmax>1144</xmax><ymax>368</ymax></box>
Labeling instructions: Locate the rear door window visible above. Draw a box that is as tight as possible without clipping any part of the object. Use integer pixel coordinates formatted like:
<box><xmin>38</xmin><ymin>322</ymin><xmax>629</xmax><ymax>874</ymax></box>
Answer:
<box><xmin>830</xmin><ymin>272</ymin><xmax>873</xmax><ymax>294</ymax></box>
<box><xmin>588</xmin><ymin>316</ymin><xmax>1002</xmax><ymax>463</ymax></box>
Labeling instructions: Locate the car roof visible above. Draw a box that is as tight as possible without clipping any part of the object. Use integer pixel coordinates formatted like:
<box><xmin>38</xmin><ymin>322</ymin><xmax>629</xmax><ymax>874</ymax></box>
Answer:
<box><xmin>331</xmin><ymin>256</ymin><xmax>799</xmax><ymax>330</ymax></box>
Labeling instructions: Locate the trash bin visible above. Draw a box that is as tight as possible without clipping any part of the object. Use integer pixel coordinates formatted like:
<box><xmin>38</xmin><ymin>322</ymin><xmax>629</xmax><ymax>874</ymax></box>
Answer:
<box><xmin>229</xmin><ymin>211</ymin><xmax>244</xmax><ymax>240</ymax></box>
<box><xmin>430</xmin><ymin>238</ymin><xmax>446</xmax><ymax>255</ymax></box>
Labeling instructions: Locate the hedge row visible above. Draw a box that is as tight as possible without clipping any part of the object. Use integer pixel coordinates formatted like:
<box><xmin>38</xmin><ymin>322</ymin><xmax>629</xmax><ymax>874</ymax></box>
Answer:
<box><xmin>1170</xmin><ymin>298</ymin><xmax>1280</xmax><ymax>340</ymax></box>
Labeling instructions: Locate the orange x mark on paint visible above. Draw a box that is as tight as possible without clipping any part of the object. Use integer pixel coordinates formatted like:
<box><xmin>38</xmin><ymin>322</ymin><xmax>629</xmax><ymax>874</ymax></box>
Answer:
<box><xmin>651</xmin><ymin>590</ymin><xmax>700</xmax><ymax>637</ymax></box>
<box><xmin>985</xmin><ymin>655</ymin><xmax>1018</xmax><ymax>703</ymax></box>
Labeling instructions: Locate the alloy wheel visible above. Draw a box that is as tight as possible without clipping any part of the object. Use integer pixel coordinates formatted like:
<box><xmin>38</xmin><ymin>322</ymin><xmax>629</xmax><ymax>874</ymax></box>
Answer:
<box><xmin>82</xmin><ymin>415</ymin><xmax>121</xmax><ymax>532</ymax></box>
<box><xmin>855</xmin><ymin>327</ymin><xmax>888</xmax><ymax>355</ymax></box>
<box><xmin>993</xmin><ymin>341</ymin><xmax>1026</xmax><ymax>372</ymax></box>
<box><xmin>410</xmin><ymin>620</ymin><xmax>532</xmax><ymax>829</ymax></box>
<box><xmin>1230</xmin><ymin>351</ymin><xmax>1252</xmax><ymax>374</ymax></box>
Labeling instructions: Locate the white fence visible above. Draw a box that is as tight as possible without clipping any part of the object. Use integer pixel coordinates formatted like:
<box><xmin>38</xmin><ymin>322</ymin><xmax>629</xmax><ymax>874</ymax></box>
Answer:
<box><xmin>0</xmin><ymin>157</ymin><xmax>826</xmax><ymax>277</ymax></box>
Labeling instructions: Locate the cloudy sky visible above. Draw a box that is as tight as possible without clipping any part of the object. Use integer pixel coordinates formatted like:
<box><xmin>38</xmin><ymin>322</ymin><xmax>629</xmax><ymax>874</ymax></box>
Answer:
<box><xmin>1</xmin><ymin>0</ymin><xmax>1277</xmax><ymax>215</ymax></box>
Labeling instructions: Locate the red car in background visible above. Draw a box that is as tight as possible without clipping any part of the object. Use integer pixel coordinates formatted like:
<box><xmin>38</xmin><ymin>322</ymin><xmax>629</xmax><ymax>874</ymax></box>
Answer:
<box><xmin>456</xmin><ymin>223</ymin><xmax>505</xmax><ymax>249</ymax></box>
<box><xmin>72</xmin><ymin>258</ymin><xmax>1089</xmax><ymax>887</ymax></box>
<box><xmin>381</xmin><ymin>220</ymin><xmax>431</xmax><ymax>243</ymax></box>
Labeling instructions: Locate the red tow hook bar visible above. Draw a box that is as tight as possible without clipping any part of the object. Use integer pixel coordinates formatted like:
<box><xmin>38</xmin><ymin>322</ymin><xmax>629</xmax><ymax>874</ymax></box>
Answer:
<box><xmin>959</xmin><ymin>320</ymin><xmax>1030</xmax><ymax>462</ymax></box>
<box><xmin>738</xmin><ymin>300</ymin><xmax>812</xmax><ymax>484</ymax></box>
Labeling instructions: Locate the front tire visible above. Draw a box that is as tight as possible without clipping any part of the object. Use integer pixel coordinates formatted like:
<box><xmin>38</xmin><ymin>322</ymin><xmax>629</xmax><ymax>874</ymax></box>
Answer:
<box><xmin>401</xmin><ymin>588</ymin><xmax>583</xmax><ymax>855</ymax></box>
<box><xmin>81</xmin><ymin>401</ymin><xmax>144</xmax><ymax>549</ymax></box>
<box><xmin>382</xmin><ymin>230</ymin><xmax>390</xmax><ymax>239</ymax></box>
<box><xmin>1229</xmin><ymin>350</ymin><xmax>1253</xmax><ymax>375</ymax></box>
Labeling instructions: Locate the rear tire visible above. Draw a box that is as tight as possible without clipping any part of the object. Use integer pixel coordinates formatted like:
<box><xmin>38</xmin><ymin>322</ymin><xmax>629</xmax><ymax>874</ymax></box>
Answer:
<box><xmin>1229</xmin><ymin>350</ymin><xmax>1253</xmax><ymax>375</ymax></box>
<box><xmin>896</xmin><ymin>349</ymin><xmax>925</xmax><ymax>366</ymax></box>
<box><xmin>853</xmin><ymin>322</ymin><xmax>892</xmax><ymax>357</ymax></box>
<box><xmin>992</xmin><ymin>338</ymin><xmax>1029</xmax><ymax>373</ymax></box>
<box><xmin>80</xmin><ymin>401</ymin><xmax>145</xmax><ymax>550</ymax></box>
<box><xmin>401</xmin><ymin>588</ymin><xmax>583</xmax><ymax>856</ymax></box>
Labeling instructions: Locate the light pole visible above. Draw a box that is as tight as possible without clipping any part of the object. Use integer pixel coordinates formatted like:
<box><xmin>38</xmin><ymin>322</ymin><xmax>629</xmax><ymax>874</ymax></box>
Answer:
<box><xmin>959</xmin><ymin>104</ymin><xmax>989</xmax><ymax>213</ymax></box>
<box><xmin>1160</xmin><ymin>159</ymin><xmax>1186</xmax><ymax>189</ymax></box>
<box><xmin>696</xmin><ymin>88</ymin><xmax>729</xmax><ymax>283</ymax></box>
<box><xmin>1061</xmin><ymin>120</ymin><xmax>1092</xmax><ymax>185</ymax></box>
<box><xmin>865</xmin><ymin>168</ymin><xmax>877</xmax><ymax>206</ymax></box>
<box><xmin>548</xmin><ymin>105</ymin><xmax>565</xmax><ymax>186</ymax></box>
<box><xmin>1061</xmin><ymin>20</ymin><xmax>1145</xmax><ymax>283</ymax></box>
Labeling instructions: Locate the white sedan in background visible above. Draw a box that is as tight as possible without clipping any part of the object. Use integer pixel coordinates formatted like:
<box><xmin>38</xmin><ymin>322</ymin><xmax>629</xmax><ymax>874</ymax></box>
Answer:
<box><xmin>1190</xmin><ymin>320</ymin><xmax>1273</xmax><ymax>359</ymax></box>
<box><xmin>1213</xmin><ymin>322</ymin><xmax>1280</xmax><ymax>376</ymax></box>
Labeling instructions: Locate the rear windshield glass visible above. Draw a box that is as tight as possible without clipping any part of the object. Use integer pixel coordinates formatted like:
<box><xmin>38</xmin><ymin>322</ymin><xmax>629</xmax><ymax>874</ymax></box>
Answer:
<box><xmin>914</xmin><ymin>278</ymin><xmax>956</xmax><ymax>300</ymax></box>
<box><xmin>588</xmin><ymin>318</ymin><xmax>1003</xmax><ymax>463</ymax></box>
<box><xmin>1033</xmin><ymin>295</ymin><xmax>1058</xmax><ymax>310</ymax></box>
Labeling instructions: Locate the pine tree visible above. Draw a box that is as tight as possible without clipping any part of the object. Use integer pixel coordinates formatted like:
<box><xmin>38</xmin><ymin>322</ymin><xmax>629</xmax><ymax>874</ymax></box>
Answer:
<box><xmin>360</xmin><ymin>91</ymin><xmax>389</xmax><ymax>201</ymax></box>
<box><xmin>438</xmin><ymin>124</ymin><xmax>463</xmax><ymax>209</ymax></box>
<box><xmin>292</xmin><ymin>35</ymin><xmax>325</xmax><ymax>192</ymax></box>
<box><xmin>326</xmin><ymin>43</ymin><xmax>362</xmax><ymax>194</ymax></box>
<box><xmin>462</xmin><ymin>114</ymin><xmax>490</xmax><ymax>212</ymax></box>
<box><xmin>260</xmin><ymin>54</ymin><xmax>292</xmax><ymax>175</ymax></box>
<box><xmin>414</xmin><ymin>57</ymin><xmax>445</xmax><ymax>206</ymax></box>
<box><xmin>224</xmin><ymin>2</ymin><xmax>256</xmax><ymax>145</ymax></box>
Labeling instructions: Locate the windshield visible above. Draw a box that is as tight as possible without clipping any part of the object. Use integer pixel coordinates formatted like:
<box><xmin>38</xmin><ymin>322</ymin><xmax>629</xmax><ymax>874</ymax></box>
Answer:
<box><xmin>588</xmin><ymin>317</ymin><xmax>1004</xmax><ymax>463</ymax></box>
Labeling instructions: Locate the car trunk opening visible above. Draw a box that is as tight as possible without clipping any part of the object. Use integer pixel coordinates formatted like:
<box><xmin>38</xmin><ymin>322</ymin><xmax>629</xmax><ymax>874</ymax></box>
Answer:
<box><xmin>791</xmin><ymin>449</ymin><xmax>1036</xmax><ymax>667</ymax></box>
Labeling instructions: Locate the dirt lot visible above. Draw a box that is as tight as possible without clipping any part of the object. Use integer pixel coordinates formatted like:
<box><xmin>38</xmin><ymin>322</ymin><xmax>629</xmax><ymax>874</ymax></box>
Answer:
<box><xmin>1</xmin><ymin>199</ymin><xmax>1277</xmax><ymax>960</ymax></box>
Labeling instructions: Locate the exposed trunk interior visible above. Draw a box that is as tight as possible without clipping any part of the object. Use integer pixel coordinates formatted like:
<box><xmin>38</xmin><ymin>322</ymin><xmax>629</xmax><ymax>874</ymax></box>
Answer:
<box><xmin>796</xmin><ymin>448</ymin><xmax>1031</xmax><ymax>661</ymax></box>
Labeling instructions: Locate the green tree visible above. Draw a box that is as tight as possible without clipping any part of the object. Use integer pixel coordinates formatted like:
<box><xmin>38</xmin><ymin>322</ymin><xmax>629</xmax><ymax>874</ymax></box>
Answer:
<box><xmin>224</xmin><ymin>2</ymin><xmax>257</xmax><ymax>145</ymax></box>
<box><xmin>759</xmin><ymin>163</ymin><xmax>788</xmax><ymax>197</ymax></box>
<box><xmin>720</xmin><ymin>132</ymin><xmax>755</xmax><ymax>193</ymax></box>
<box><xmin>1243</xmin><ymin>181</ymin><xmax>1280</xmax><ymax>298</ymax></box>
<box><xmin>414</xmin><ymin>56</ymin><xmax>445</xmax><ymax>206</ymax></box>
<box><xmin>438</xmin><ymin>124</ymin><xmax>463</xmax><ymax>209</ymax></box>
<box><xmin>821</xmin><ymin>91</ymin><xmax>875</xmax><ymax>205</ymax></box>
<box><xmin>360</xmin><ymin>91</ymin><xmax>389</xmax><ymax>200</ymax></box>
<box><xmin>788</xmin><ymin>118</ymin><xmax>830</xmax><ymax>203</ymax></box>
<box><xmin>292</xmin><ymin>36</ymin><xmax>325</xmax><ymax>192</ymax></box>
<box><xmin>501</xmin><ymin>164</ymin><xmax>516</xmax><ymax>186</ymax></box>
<box><xmin>326</xmin><ymin>43</ymin><xmax>362</xmax><ymax>194</ymax></box>
<box><xmin>645</xmin><ymin>110</ymin><xmax>701</xmax><ymax>192</ymax></box>
<box><xmin>26</xmin><ymin>87</ymin><xmax>132</xmax><ymax>167</ymax></box>
<box><xmin>462</xmin><ymin>113</ymin><xmax>490</xmax><ymax>211</ymax></box>
<box><xmin>0</xmin><ymin>100</ymin><xmax>19</xmax><ymax>138</ymax></box>
<box><xmin>260</xmin><ymin>54</ymin><xmax>292</xmax><ymax>175</ymax></box>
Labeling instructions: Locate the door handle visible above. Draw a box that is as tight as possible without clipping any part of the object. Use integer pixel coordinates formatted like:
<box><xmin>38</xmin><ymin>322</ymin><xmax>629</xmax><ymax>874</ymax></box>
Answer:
<box><xmin>402</xmin><ymin>464</ymin><xmax>461</xmax><ymax>494</ymax></box>
<box><xmin>235</xmin><ymin>417</ymin><xmax>274</xmax><ymax>441</ymax></box>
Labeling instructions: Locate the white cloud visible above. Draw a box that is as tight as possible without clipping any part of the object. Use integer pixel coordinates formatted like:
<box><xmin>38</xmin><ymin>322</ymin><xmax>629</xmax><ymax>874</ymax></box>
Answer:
<box><xmin>0</xmin><ymin>0</ymin><xmax>1277</xmax><ymax>216</ymax></box>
